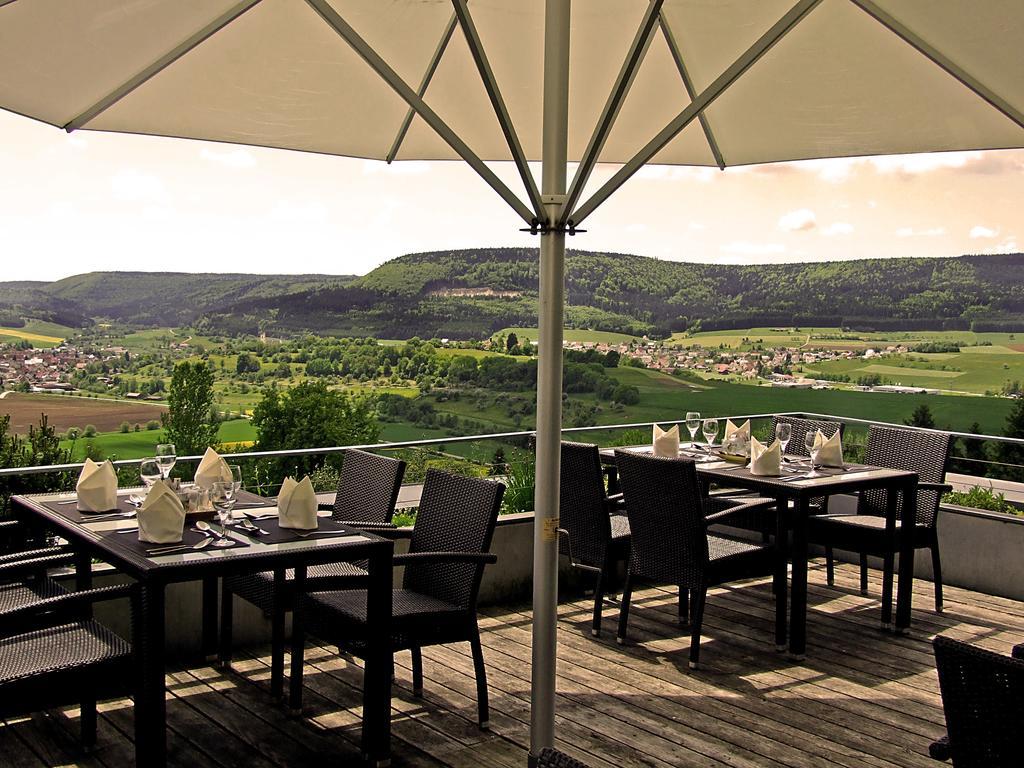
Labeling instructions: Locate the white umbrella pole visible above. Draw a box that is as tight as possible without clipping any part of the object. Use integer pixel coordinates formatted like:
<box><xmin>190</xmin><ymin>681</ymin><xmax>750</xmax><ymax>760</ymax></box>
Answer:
<box><xmin>531</xmin><ymin>0</ymin><xmax>570</xmax><ymax>762</ymax></box>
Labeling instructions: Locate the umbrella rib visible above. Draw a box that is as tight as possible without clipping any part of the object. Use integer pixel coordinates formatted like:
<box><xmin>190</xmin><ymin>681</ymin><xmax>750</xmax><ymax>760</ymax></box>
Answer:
<box><xmin>0</xmin><ymin>0</ymin><xmax>21</xmax><ymax>10</ymax></box>
<box><xmin>658</xmin><ymin>13</ymin><xmax>727</xmax><ymax>171</ymax></box>
<box><xmin>386</xmin><ymin>12</ymin><xmax>457</xmax><ymax>164</ymax></box>
<box><xmin>452</xmin><ymin>0</ymin><xmax>544</xmax><ymax>219</ymax></box>
<box><xmin>304</xmin><ymin>0</ymin><xmax>535</xmax><ymax>226</ymax></box>
<box><xmin>559</xmin><ymin>0</ymin><xmax>665</xmax><ymax>227</ymax></box>
<box><xmin>570</xmin><ymin>0</ymin><xmax>823</xmax><ymax>227</ymax></box>
<box><xmin>61</xmin><ymin>0</ymin><xmax>264</xmax><ymax>132</ymax></box>
<box><xmin>849</xmin><ymin>0</ymin><xmax>1024</xmax><ymax>131</ymax></box>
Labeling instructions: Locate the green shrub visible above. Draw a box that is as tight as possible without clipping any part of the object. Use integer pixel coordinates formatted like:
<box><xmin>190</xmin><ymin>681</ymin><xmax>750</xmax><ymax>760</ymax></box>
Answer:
<box><xmin>943</xmin><ymin>486</ymin><xmax>1022</xmax><ymax>516</ymax></box>
<box><xmin>83</xmin><ymin>424</ymin><xmax>97</xmax><ymax>438</ymax></box>
<box><xmin>119</xmin><ymin>421</ymin><xmax>131</xmax><ymax>433</ymax></box>
<box><xmin>145</xmin><ymin>420</ymin><xmax>161</xmax><ymax>430</ymax></box>
<box><xmin>500</xmin><ymin>451</ymin><xmax>535</xmax><ymax>516</ymax></box>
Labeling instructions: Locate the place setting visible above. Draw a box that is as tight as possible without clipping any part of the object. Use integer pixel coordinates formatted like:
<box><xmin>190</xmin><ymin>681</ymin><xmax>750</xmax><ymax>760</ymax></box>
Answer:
<box><xmin>226</xmin><ymin>475</ymin><xmax>358</xmax><ymax>544</ymax></box>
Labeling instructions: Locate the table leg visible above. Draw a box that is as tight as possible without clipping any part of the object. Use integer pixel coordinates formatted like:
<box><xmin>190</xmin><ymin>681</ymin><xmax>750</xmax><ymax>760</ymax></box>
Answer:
<box><xmin>74</xmin><ymin>549</ymin><xmax>93</xmax><ymax>619</ymax></box>
<box><xmin>135</xmin><ymin>581</ymin><xmax>166</xmax><ymax>768</ymax></box>
<box><xmin>788</xmin><ymin>496</ymin><xmax>809</xmax><ymax>660</ymax></box>
<box><xmin>773</xmin><ymin>493</ymin><xmax>788</xmax><ymax>650</ymax></box>
<box><xmin>288</xmin><ymin>566</ymin><xmax>306</xmax><ymax>713</ymax></box>
<box><xmin>202</xmin><ymin>577</ymin><xmax>218</xmax><ymax>661</ymax></box>
<box><xmin>881</xmin><ymin>485</ymin><xmax>898</xmax><ymax>630</ymax></box>
<box><xmin>271</xmin><ymin>569</ymin><xmax>286</xmax><ymax>699</ymax></box>
<box><xmin>362</xmin><ymin>542</ymin><xmax>393</xmax><ymax>766</ymax></box>
<box><xmin>895</xmin><ymin>480</ymin><xmax>917</xmax><ymax>634</ymax></box>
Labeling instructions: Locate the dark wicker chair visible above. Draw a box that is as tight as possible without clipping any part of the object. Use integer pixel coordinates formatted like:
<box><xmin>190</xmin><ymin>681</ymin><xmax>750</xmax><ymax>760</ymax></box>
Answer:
<box><xmin>613</xmin><ymin>450</ymin><xmax>783</xmax><ymax>669</ymax></box>
<box><xmin>219</xmin><ymin>449</ymin><xmax>406</xmax><ymax>695</ymax></box>
<box><xmin>291</xmin><ymin>469</ymin><xmax>504</xmax><ymax>727</ymax></box>
<box><xmin>537</xmin><ymin>747</ymin><xmax>592</xmax><ymax>768</ymax></box>
<box><xmin>808</xmin><ymin>425</ymin><xmax>951</xmax><ymax>612</ymax></box>
<box><xmin>0</xmin><ymin>518</ymin><xmax>77</xmax><ymax>620</ymax></box>
<box><xmin>929</xmin><ymin>635</ymin><xmax>1024</xmax><ymax>766</ymax></box>
<box><xmin>557</xmin><ymin>441</ymin><xmax>630</xmax><ymax>637</ymax></box>
<box><xmin>0</xmin><ymin>555</ymin><xmax>137</xmax><ymax>751</ymax></box>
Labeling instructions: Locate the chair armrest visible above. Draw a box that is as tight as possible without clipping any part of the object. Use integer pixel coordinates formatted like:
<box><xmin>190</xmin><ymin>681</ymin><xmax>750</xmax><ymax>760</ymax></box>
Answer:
<box><xmin>603</xmin><ymin>494</ymin><xmax>626</xmax><ymax>514</ymax></box>
<box><xmin>1012</xmin><ymin>643</ymin><xmax>1024</xmax><ymax>660</ymax></box>
<box><xmin>366</xmin><ymin>527</ymin><xmax>413</xmax><ymax>541</ymax></box>
<box><xmin>0</xmin><ymin>520</ymin><xmax>21</xmax><ymax>532</ymax></box>
<box><xmin>0</xmin><ymin>546</ymin><xmax>71</xmax><ymax>565</ymax></box>
<box><xmin>392</xmin><ymin>552</ymin><xmax>497</xmax><ymax>566</ymax></box>
<box><xmin>927</xmin><ymin>734</ymin><xmax>951</xmax><ymax>762</ymax></box>
<box><xmin>0</xmin><ymin>551</ymin><xmax>77</xmax><ymax>579</ymax></box>
<box><xmin>705</xmin><ymin>496</ymin><xmax>776</xmax><ymax>526</ymax></box>
<box><xmin>0</xmin><ymin>583</ymin><xmax>137</xmax><ymax>625</ymax></box>
<box><xmin>317</xmin><ymin>502</ymin><xmax>336</xmax><ymax>512</ymax></box>
<box><xmin>334</xmin><ymin>520</ymin><xmax>398</xmax><ymax>531</ymax></box>
<box><xmin>920</xmin><ymin>482</ymin><xmax>953</xmax><ymax>494</ymax></box>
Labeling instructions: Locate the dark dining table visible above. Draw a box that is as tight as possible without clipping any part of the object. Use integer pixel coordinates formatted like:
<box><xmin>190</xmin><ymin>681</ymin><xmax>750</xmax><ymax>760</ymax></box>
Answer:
<box><xmin>11</xmin><ymin>489</ymin><xmax>395</xmax><ymax>768</ymax></box>
<box><xmin>600</xmin><ymin>446</ymin><xmax>918</xmax><ymax>658</ymax></box>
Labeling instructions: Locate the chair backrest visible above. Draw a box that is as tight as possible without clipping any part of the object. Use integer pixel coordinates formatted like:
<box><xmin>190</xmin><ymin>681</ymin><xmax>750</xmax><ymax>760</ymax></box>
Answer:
<box><xmin>332</xmin><ymin>449</ymin><xmax>406</xmax><ymax>524</ymax></box>
<box><xmin>933</xmin><ymin>635</ymin><xmax>1024</xmax><ymax>767</ymax></box>
<box><xmin>558</xmin><ymin>442</ymin><xmax>613</xmax><ymax>567</ymax></box>
<box><xmin>403</xmin><ymin>469</ymin><xmax>504</xmax><ymax>610</ymax></box>
<box><xmin>769</xmin><ymin>415</ymin><xmax>843</xmax><ymax>458</ymax></box>
<box><xmin>860</xmin><ymin>425</ymin><xmax>950</xmax><ymax>528</ymax></box>
<box><xmin>614</xmin><ymin>450</ymin><xmax>707</xmax><ymax>588</ymax></box>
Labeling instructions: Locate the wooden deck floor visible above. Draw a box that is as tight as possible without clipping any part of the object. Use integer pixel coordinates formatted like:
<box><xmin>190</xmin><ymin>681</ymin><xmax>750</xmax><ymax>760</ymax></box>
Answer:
<box><xmin>3</xmin><ymin>561</ymin><xmax>1023</xmax><ymax>768</ymax></box>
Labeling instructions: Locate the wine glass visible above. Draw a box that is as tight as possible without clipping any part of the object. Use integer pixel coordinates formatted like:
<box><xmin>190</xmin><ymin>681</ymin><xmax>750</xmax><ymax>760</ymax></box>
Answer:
<box><xmin>804</xmin><ymin>431</ymin><xmax>821</xmax><ymax>477</ymax></box>
<box><xmin>156</xmin><ymin>443</ymin><xmax>176</xmax><ymax>481</ymax></box>
<box><xmin>685</xmin><ymin>411</ymin><xmax>701</xmax><ymax>448</ymax></box>
<box><xmin>140</xmin><ymin>458</ymin><xmax>161</xmax><ymax>489</ymax></box>
<box><xmin>211</xmin><ymin>481</ymin><xmax>237</xmax><ymax>547</ymax></box>
<box><xmin>775</xmin><ymin>423</ymin><xmax>793</xmax><ymax>456</ymax></box>
<box><xmin>701</xmin><ymin>418</ymin><xmax>719</xmax><ymax>451</ymax></box>
<box><xmin>228</xmin><ymin>464</ymin><xmax>243</xmax><ymax>494</ymax></box>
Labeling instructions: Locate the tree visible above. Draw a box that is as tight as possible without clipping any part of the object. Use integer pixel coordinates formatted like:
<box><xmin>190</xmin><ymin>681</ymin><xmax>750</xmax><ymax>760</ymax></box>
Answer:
<box><xmin>905</xmin><ymin>403</ymin><xmax>936</xmax><ymax>429</ymax></box>
<box><xmin>505</xmin><ymin>332</ymin><xmax>519</xmax><ymax>354</ymax></box>
<box><xmin>162</xmin><ymin>361</ymin><xmax>218</xmax><ymax>454</ymax></box>
<box><xmin>995</xmin><ymin>398</ymin><xmax>1024</xmax><ymax>481</ymax></box>
<box><xmin>236</xmin><ymin>353</ymin><xmax>260</xmax><ymax>374</ymax></box>
<box><xmin>252</xmin><ymin>381</ymin><xmax>380</xmax><ymax>478</ymax></box>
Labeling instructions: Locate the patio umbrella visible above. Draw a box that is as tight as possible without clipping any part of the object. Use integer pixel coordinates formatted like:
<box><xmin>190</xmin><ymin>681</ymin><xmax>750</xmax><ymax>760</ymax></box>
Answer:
<box><xmin>1</xmin><ymin>0</ymin><xmax>1022</xmax><ymax>763</ymax></box>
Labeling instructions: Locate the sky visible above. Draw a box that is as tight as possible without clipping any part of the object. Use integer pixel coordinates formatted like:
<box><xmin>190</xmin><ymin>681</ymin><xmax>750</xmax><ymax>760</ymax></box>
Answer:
<box><xmin>0</xmin><ymin>109</ymin><xmax>1021</xmax><ymax>283</ymax></box>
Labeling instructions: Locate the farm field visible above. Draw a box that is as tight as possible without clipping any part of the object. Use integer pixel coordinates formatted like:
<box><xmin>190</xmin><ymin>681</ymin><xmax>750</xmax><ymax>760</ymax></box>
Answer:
<box><xmin>0</xmin><ymin>392</ymin><xmax>165</xmax><ymax>434</ymax></box>
<box><xmin>0</xmin><ymin>320</ymin><xmax>74</xmax><ymax>347</ymax></box>
<box><xmin>494</xmin><ymin>327</ymin><xmax>638</xmax><ymax>345</ymax></box>
<box><xmin>672</xmin><ymin>326</ymin><xmax>1024</xmax><ymax>352</ymax></box>
<box><xmin>60</xmin><ymin>418</ymin><xmax>256</xmax><ymax>461</ymax></box>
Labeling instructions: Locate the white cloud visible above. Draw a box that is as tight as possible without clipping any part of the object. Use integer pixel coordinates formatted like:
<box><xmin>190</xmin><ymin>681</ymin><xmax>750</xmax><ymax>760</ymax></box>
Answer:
<box><xmin>821</xmin><ymin>222</ymin><xmax>854</xmax><ymax>237</ymax></box>
<box><xmin>896</xmin><ymin>226</ymin><xmax>946</xmax><ymax>238</ymax></box>
<box><xmin>110</xmin><ymin>169</ymin><xmax>164</xmax><ymax>202</ymax></box>
<box><xmin>969</xmin><ymin>225</ymin><xmax>998</xmax><ymax>239</ymax></box>
<box><xmin>869</xmin><ymin>151</ymin><xmax>981</xmax><ymax>175</ymax></box>
<box><xmin>981</xmin><ymin>238</ymin><xmax>1019</xmax><ymax>254</ymax></box>
<box><xmin>720</xmin><ymin>241</ymin><xmax>786</xmax><ymax>255</ymax></box>
<box><xmin>778</xmin><ymin>208</ymin><xmax>817</xmax><ymax>232</ymax></box>
<box><xmin>200</xmin><ymin>148</ymin><xmax>256</xmax><ymax>169</ymax></box>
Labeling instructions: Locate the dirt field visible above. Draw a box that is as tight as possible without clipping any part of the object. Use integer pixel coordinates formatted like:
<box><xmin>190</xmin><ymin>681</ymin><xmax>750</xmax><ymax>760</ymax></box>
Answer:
<box><xmin>0</xmin><ymin>392</ymin><xmax>166</xmax><ymax>434</ymax></box>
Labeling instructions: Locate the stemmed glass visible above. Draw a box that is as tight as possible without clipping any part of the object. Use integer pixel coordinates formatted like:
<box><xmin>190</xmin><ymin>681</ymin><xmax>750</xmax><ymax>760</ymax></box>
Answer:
<box><xmin>228</xmin><ymin>464</ymin><xmax>243</xmax><ymax>495</ymax></box>
<box><xmin>701</xmin><ymin>418</ymin><xmax>719</xmax><ymax>453</ymax></box>
<box><xmin>140</xmin><ymin>458</ymin><xmax>161</xmax><ymax>489</ymax></box>
<box><xmin>211</xmin><ymin>481</ymin><xmax>237</xmax><ymax>547</ymax></box>
<box><xmin>775</xmin><ymin>423</ymin><xmax>792</xmax><ymax>457</ymax></box>
<box><xmin>804</xmin><ymin>431</ymin><xmax>822</xmax><ymax>477</ymax></box>
<box><xmin>156</xmin><ymin>443</ymin><xmax>176</xmax><ymax>481</ymax></box>
<box><xmin>685</xmin><ymin>412</ymin><xmax>701</xmax><ymax>448</ymax></box>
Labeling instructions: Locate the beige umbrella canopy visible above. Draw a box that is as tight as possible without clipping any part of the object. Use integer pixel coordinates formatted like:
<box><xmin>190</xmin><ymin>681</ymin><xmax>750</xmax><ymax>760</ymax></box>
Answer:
<box><xmin>2</xmin><ymin>1</ymin><xmax>1023</xmax><ymax>764</ymax></box>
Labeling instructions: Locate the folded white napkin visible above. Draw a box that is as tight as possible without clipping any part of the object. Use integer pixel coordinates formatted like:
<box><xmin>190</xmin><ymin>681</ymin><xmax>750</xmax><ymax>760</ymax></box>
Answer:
<box><xmin>724</xmin><ymin>419</ymin><xmax>751</xmax><ymax>442</ymax></box>
<box><xmin>652</xmin><ymin>424</ymin><xmax>680</xmax><ymax>458</ymax></box>
<box><xmin>749</xmin><ymin>437</ymin><xmax>782</xmax><ymax>476</ymax></box>
<box><xmin>76</xmin><ymin>458</ymin><xmax>118</xmax><ymax>512</ymax></box>
<box><xmin>138</xmin><ymin>480</ymin><xmax>186</xmax><ymax>544</ymax></box>
<box><xmin>813</xmin><ymin>430</ymin><xmax>844</xmax><ymax>467</ymax></box>
<box><xmin>194</xmin><ymin>447</ymin><xmax>232</xmax><ymax>490</ymax></box>
<box><xmin>277</xmin><ymin>476</ymin><xmax>318</xmax><ymax>530</ymax></box>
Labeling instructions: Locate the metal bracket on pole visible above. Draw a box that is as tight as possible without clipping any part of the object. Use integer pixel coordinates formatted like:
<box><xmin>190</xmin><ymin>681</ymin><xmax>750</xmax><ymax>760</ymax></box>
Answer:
<box><xmin>453</xmin><ymin>0</ymin><xmax>545</xmax><ymax>218</ymax></box>
<box><xmin>659</xmin><ymin>13</ymin><xmax>726</xmax><ymax>170</ymax></box>
<box><xmin>558</xmin><ymin>0</ymin><xmax>664</xmax><ymax>226</ymax></box>
<box><xmin>63</xmin><ymin>0</ymin><xmax>264</xmax><ymax>132</ymax></box>
<box><xmin>849</xmin><ymin>0</ymin><xmax>1024</xmax><ymax>131</ymax></box>
<box><xmin>386</xmin><ymin>12</ymin><xmax>458</xmax><ymax>163</ymax></box>
<box><xmin>570</xmin><ymin>0</ymin><xmax>823</xmax><ymax>226</ymax></box>
<box><xmin>305</xmin><ymin>0</ymin><xmax>536</xmax><ymax>226</ymax></box>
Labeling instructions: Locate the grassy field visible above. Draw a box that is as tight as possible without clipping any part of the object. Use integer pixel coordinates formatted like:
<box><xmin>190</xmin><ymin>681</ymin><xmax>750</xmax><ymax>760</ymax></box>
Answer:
<box><xmin>494</xmin><ymin>327</ymin><xmax>638</xmax><ymax>345</ymax></box>
<box><xmin>60</xmin><ymin>418</ymin><xmax>257</xmax><ymax>460</ymax></box>
<box><xmin>672</xmin><ymin>326</ymin><xmax>1024</xmax><ymax>352</ymax></box>
<box><xmin>0</xmin><ymin>319</ymin><xmax>75</xmax><ymax>347</ymax></box>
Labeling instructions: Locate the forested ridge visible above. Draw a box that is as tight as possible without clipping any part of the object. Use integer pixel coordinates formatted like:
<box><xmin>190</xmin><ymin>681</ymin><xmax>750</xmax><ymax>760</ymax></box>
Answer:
<box><xmin>3</xmin><ymin>250</ymin><xmax>1023</xmax><ymax>339</ymax></box>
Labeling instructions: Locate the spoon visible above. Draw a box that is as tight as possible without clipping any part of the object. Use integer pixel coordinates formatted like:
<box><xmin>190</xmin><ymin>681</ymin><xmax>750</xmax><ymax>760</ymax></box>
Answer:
<box><xmin>194</xmin><ymin>519</ymin><xmax>226</xmax><ymax>540</ymax></box>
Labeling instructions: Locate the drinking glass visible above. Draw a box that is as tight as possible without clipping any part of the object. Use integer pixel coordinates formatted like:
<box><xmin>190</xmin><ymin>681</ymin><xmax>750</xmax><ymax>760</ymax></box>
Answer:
<box><xmin>140</xmin><ymin>458</ymin><xmax>161</xmax><ymax>488</ymax></box>
<box><xmin>804</xmin><ymin>431</ymin><xmax>821</xmax><ymax>477</ymax></box>
<box><xmin>211</xmin><ymin>481</ymin><xmax>236</xmax><ymax>547</ymax></box>
<box><xmin>228</xmin><ymin>464</ymin><xmax>243</xmax><ymax>494</ymax></box>
<box><xmin>701</xmin><ymin>418</ymin><xmax>719</xmax><ymax>450</ymax></box>
<box><xmin>156</xmin><ymin>443</ymin><xmax>176</xmax><ymax>480</ymax></box>
<box><xmin>775</xmin><ymin>423</ymin><xmax>792</xmax><ymax>456</ymax></box>
<box><xmin>685</xmin><ymin>411</ymin><xmax>701</xmax><ymax>447</ymax></box>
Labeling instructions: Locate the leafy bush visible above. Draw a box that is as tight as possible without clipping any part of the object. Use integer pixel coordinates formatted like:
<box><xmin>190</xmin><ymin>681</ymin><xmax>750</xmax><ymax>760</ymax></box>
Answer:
<box><xmin>942</xmin><ymin>486</ymin><xmax>1022</xmax><ymax>516</ymax></box>
<box><xmin>83</xmin><ymin>424</ymin><xmax>97</xmax><ymax>438</ymax></box>
<box><xmin>500</xmin><ymin>451</ymin><xmax>535</xmax><ymax>516</ymax></box>
<box><xmin>145</xmin><ymin>420</ymin><xmax>161</xmax><ymax>430</ymax></box>
<box><xmin>119</xmin><ymin>421</ymin><xmax>131</xmax><ymax>433</ymax></box>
